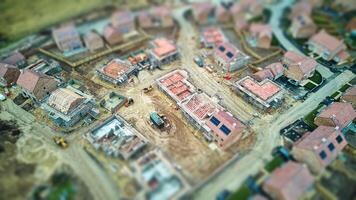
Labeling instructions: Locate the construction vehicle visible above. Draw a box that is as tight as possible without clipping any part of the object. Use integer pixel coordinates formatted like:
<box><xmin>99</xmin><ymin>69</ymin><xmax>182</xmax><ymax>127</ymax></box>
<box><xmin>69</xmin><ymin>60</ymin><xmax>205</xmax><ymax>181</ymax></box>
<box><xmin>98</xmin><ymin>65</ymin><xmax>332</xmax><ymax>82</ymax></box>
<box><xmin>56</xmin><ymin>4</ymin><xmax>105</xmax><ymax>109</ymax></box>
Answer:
<box><xmin>125</xmin><ymin>97</ymin><xmax>134</xmax><ymax>107</ymax></box>
<box><xmin>53</xmin><ymin>136</ymin><xmax>68</xmax><ymax>148</ymax></box>
<box><xmin>143</xmin><ymin>85</ymin><xmax>153</xmax><ymax>93</ymax></box>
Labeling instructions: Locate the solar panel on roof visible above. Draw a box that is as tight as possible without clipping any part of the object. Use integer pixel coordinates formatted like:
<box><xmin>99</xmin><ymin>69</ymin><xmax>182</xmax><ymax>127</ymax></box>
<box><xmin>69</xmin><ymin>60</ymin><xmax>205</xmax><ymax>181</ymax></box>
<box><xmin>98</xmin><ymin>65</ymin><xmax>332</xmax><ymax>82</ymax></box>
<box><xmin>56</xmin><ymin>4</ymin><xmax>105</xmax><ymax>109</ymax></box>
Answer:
<box><xmin>220</xmin><ymin>125</ymin><xmax>231</xmax><ymax>136</ymax></box>
<box><xmin>210</xmin><ymin>116</ymin><xmax>220</xmax><ymax>126</ymax></box>
<box><xmin>226</xmin><ymin>52</ymin><xmax>234</xmax><ymax>58</ymax></box>
<box><xmin>219</xmin><ymin>46</ymin><xmax>226</xmax><ymax>52</ymax></box>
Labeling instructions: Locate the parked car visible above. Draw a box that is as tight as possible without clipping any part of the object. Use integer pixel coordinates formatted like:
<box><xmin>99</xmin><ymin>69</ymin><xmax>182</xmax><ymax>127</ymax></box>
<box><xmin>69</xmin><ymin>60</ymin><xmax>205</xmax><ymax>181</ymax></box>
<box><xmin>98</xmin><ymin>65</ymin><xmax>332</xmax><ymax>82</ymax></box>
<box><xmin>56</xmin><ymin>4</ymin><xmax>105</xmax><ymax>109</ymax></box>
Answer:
<box><xmin>216</xmin><ymin>190</ymin><xmax>231</xmax><ymax>200</ymax></box>
<box><xmin>0</xmin><ymin>93</ymin><xmax>6</xmax><ymax>101</ymax></box>
<box><xmin>193</xmin><ymin>56</ymin><xmax>204</xmax><ymax>67</ymax></box>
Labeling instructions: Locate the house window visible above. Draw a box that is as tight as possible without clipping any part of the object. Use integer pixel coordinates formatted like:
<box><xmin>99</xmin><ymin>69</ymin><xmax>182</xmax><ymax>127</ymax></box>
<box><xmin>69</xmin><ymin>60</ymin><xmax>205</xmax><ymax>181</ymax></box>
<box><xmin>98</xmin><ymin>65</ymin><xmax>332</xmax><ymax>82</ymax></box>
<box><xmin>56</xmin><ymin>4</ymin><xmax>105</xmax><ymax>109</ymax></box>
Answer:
<box><xmin>336</xmin><ymin>135</ymin><xmax>343</xmax><ymax>144</ymax></box>
<box><xmin>220</xmin><ymin>125</ymin><xmax>231</xmax><ymax>136</ymax></box>
<box><xmin>328</xmin><ymin>143</ymin><xmax>335</xmax><ymax>151</ymax></box>
<box><xmin>319</xmin><ymin>150</ymin><xmax>327</xmax><ymax>160</ymax></box>
<box><xmin>210</xmin><ymin>116</ymin><xmax>220</xmax><ymax>126</ymax></box>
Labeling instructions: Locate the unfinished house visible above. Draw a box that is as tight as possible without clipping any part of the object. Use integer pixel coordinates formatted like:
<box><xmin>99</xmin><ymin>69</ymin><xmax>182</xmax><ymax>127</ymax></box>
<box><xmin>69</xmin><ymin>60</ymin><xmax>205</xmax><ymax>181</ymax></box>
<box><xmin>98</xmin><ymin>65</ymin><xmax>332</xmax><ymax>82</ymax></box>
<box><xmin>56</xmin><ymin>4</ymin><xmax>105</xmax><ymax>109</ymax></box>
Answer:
<box><xmin>157</xmin><ymin>70</ymin><xmax>245</xmax><ymax>145</ymax></box>
<box><xmin>43</xmin><ymin>86</ymin><xmax>96</xmax><ymax>127</ymax></box>
<box><xmin>133</xmin><ymin>150</ymin><xmax>188</xmax><ymax>200</ymax></box>
<box><xmin>16</xmin><ymin>69</ymin><xmax>58</xmax><ymax>102</ymax></box>
<box><xmin>87</xmin><ymin>114</ymin><xmax>147</xmax><ymax>159</ymax></box>
<box><xmin>234</xmin><ymin>76</ymin><xmax>284</xmax><ymax>110</ymax></box>
<box><xmin>148</xmin><ymin>38</ymin><xmax>179</xmax><ymax>69</ymax></box>
<box><xmin>97</xmin><ymin>58</ymin><xmax>135</xmax><ymax>85</ymax></box>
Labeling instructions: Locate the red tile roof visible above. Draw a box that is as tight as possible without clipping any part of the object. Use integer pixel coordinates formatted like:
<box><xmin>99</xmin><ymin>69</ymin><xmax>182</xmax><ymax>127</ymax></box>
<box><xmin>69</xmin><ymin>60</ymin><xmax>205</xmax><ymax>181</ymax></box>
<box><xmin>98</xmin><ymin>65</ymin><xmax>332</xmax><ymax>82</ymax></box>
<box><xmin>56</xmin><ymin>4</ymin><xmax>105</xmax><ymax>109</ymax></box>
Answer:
<box><xmin>343</xmin><ymin>85</ymin><xmax>356</xmax><ymax>97</ymax></box>
<box><xmin>152</xmin><ymin>38</ymin><xmax>177</xmax><ymax>58</ymax></box>
<box><xmin>202</xmin><ymin>27</ymin><xmax>226</xmax><ymax>45</ymax></box>
<box><xmin>263</xmin><ymin>162</ymin><xmax>314</xmax><ymax>200</ymax></box>
<box><xmin>295</xmin><ymin>126</ymin><xmax>343</xmax><ymax>150</ymax></box>
<box><xmin>102</xmin><ymin>59</ymin><xmax>130</xmax><ymax>79</ymax></box>
<box><xmin>249</xmin><ymin>23</ymin><xmax>272</xmax><ymax>39</ymax></box>
<box><xmin>309</xmin><ymin>30</ymin><xmax>345</xmax><ymax>52</ymax></box>
<box><xmin>316</xmin><ymin>102</ymin><xmax>356</xmax><ymax>129</ymax></box>
<box><xmin>240</xmin><ymin>77</ymin><xmax>281</xmax><ymax>101</ymax></box>
<box><xmin>283</xmin><ymin>51</ymin><xmax>317</xmax><ymax>75</ymax></box>
<box><xmin>207</xmin><ymin>110</ymin><xmax>245</xmax><ymax>138</ymax></box>
<box><xmin>266</xmin><ymin>62</ymin><xmax>284</xmax><ymax>77</ymax></box>
<box><xmin>215</xmin><ymin>42</ymin><xmax>243</xmax><ymax>62</ymax></box>
<box><xmin>16</xmin><ymin>70</ymin><xmax>52</xmax><ymax>93</ymax></box>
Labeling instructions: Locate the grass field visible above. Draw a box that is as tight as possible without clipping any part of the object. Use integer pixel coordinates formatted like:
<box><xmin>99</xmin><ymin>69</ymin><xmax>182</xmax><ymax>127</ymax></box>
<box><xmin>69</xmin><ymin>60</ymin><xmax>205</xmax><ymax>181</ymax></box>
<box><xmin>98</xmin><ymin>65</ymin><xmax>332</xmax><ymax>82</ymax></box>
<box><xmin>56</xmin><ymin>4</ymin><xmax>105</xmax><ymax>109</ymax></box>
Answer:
<box><xmin>0</xmin><ymin>0</ymin><xmax>147</xmax><ymax>42</ymax></box>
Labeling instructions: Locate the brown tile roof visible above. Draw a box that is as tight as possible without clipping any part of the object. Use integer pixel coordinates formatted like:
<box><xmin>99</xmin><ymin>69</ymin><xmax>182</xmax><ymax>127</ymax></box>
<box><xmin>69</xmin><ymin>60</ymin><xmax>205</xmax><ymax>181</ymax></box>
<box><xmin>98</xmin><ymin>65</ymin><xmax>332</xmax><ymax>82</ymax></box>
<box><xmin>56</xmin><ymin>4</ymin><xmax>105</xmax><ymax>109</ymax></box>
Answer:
<box><xmin>316</xmin><ymin>102</ymin><xmax>356</xmax><ymax>129</ymax></box>
<box><xmin>283</xmin><ymin>51</ymin><xmax>317</xmax><ymax>75</ymax></box>
<box><xmin>2</xmin><ymin>52</ymin><xmax>25</xmax><ymax>65</ymax></box>
<box><xmin>263</xmin><ymin>161</ymin><xmax>314</xmax><ymax>200</ymax></box>
<box><xmin>309</xmin><ymin>30</ymin><xmax>345</xmax><ymax>52</ymax></box>
<box><xmin>16</xmin><ymin>70</ymin><xmax>51</xmax><ymax>92</ymax></box>
<box><xmin>343</xmin><ymin>85</ymin><xmax>356</xmax><ymax>97</ymax></box>
<box><xmin>48</xmin><ymin>88</ymin><xmax>85</xmax><ymax>114</ymax></box>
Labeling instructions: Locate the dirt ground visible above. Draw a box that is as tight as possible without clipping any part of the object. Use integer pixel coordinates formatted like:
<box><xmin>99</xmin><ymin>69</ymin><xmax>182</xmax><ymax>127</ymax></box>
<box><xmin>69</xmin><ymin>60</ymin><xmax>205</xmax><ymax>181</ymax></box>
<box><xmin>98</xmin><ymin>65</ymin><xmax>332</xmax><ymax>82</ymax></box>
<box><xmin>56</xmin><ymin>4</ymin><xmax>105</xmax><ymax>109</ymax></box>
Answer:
<box><xmin>0</xmin><ymin>120</ymin><xmax>36</xmax><ymax>200</ymax></box>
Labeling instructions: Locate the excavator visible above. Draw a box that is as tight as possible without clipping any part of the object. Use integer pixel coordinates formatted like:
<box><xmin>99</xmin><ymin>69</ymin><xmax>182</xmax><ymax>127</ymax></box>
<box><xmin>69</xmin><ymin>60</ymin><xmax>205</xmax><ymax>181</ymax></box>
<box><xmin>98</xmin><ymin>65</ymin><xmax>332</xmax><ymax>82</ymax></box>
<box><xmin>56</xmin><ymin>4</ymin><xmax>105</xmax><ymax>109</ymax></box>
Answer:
<box><xmin>53</xmin><ymin>136</ymin><xmax>69</xmax><ymax>148</ymax></box>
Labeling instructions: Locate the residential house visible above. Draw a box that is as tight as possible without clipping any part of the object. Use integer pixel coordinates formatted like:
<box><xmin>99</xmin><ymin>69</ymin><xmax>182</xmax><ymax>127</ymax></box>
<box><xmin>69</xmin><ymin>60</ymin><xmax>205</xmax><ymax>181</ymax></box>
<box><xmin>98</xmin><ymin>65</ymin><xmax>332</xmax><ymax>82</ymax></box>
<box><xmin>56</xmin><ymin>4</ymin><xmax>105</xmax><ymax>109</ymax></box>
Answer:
<box><xmin>314</xmin><ymin>102</ymin><xmax>356</xmax><ymax>131</ymax></box>
<box><xmin>206</xmin><ymin>110</ymin><xmax>245</xmax><ymax>149</ymax></box>
<box><xmin>263</xmin><ymin>161</ymin><xmax>314</xmax><ymax>200</ymax></box>
<box><xmin>0</xmin><ymin>63</ymin><xmax>20</xmax><ymax>86</ymax></box>
<box><xmin>346</xmin><ymin>17</ymin><xmax>356</xmax><ymax>37</ymax></box>
<box><xmin>43</xmin><ymin>86</ymin><xmax>96</xmax><ymax>127</ymax></box>
<box><xmin>52</xmin><ymin>25</ymin><xmax>83</xmax><ymax>52</ymax></box>
<box><xmin>138</xmin><ymin>6</ymin><xmax>174</xmax><ymax>28</ymax></box>
<box><xmin>16</xmin><ymin>70</ymin><xmax>58</xmax><ymax>102</ymax></box>
<box><xmin>1</xmin><ymin>52</ymin><xmax>26</xmax><ymax>67</ymax></box>
<box><xmin>290</xmin><ymin>14</ymin><xmax>317</xmax><ymax>38</ymax></box>
<box><xmin>341</xmin><ymin>86</ymin><xmax>356</xmax><ymax>108</ymax></box>
<box><xmin>307</xmin><ymin>30</ymin><xmax>350</xmax><ymax>63</ymax></box>
<box><xmin>97</xmin><ymin>59</ymin><xmax>134</xmax><ymax>85</ymax></box>
<box><xmin>282</xmin><ymin>51</ymin><xmax>318</xmax><ymax>85</ymax></box>
<box><xmin>234</xmin><ymin>76</ymin><xmax>284</xmax><ymax>110</ymax></box>
<box><xmin>111</xmin><ymin>10</ymin><xmax>135</xmax><ymax>34</ymax></box>
<box><xmin>234</xmin><ymin>18</ymin><xmax>249</xmax><ymax>33</ymax></box>
<box><xmin>103</xmin><ymin>25</ymin><xmax>123</xmax><ymax>45</ymax></box>
<box><xmin>133</xmin><ymin>150</ymin><xmax>188</xmax><ymax>200</ymax></box>
<box><xmin>192</xmin><ymin>2</ymin><xmax>215</xmax><ymax>25</ymax></box>
<box><xmin>200</xmin><ymin>27</ymin><xmax>226</xmax><ymax>48</ymax></box>
<box><xmin>214</xmin><ymin>42</ymin><xmax>250</xmax><ymax>72</ymax></box>
<box><xmin>230</xmin><ymin>0</ymin><xmax>263</xmax><ymax>21</ymax></box>
<box><xmin>216</xmin><ymin>5</ymin><xmax>231</xmax><ymax>23</ymax></box>
<box><xmin>290</xmin><ymin>1</ymin><xmax>312</xmax><ymax>19</ymax></box>
<box><xmin>248</xmin><ymin>23</ymin><xmax>273</xmax><ymax>49</ymax></box>
<box><xmin>292</xmin><ymin>126</ymin><xmax>348</xmax><ymax>173</ymax></box>
<box><xmin>253</xmin><ymin>62</ymin><xmax>284</xmax><ymax>81</ymax></box>
<box><xmin>88</xmin><ymin>114</ymin><xmax>147</xmax><ymax>159</ymax></box>
<box><xmin>83</xmin><ymin>31</ymin><xmax>104</xmax><ymax>52</ymax></box>
<box><xmin>148</xmin><ymin>38</ymin><xmax>179</xmax><ymax>68</ymax></box>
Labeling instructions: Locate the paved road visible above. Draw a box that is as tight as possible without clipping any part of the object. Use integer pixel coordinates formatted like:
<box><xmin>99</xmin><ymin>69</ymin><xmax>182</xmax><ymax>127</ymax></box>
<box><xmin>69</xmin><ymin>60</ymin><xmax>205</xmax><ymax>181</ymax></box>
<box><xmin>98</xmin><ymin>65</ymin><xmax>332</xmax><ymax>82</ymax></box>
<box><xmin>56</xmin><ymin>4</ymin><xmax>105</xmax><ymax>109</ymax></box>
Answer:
<box><xmin>267</xmin><ymin>0</ymin><xmax>333</xmax><ymax>79</ymax></box>
<box><xmin>172</xmin><ymin>7</ymin><xmax>255</xmax><ymax>123</ymax></box>
<box><xmin>0</xmin><ymin>99</ymin><xmax>119</xmax><ymax>200</ymax></box>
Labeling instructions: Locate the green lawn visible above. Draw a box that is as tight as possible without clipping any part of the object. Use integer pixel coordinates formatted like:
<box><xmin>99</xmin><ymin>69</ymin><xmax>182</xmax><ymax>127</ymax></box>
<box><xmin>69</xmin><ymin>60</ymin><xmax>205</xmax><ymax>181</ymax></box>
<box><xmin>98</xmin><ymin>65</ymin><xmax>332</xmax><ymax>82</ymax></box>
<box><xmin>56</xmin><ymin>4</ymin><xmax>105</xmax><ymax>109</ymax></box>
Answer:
<box><xmin>227</xmin><ymin>184</ymin><xmax>252</xmax><ymax>200</ymax></box>
<box><xmin>303</xmin><ymin>104</ymin><xmax>324</xmax><ymax>129</ymax></box>
<box><xmin>339</xmin><ymin>84</ymin><xmax>351</xmax><ymax>92</ymax></box>
<box><xmin>309</xmin><ymin>71</ymin><xmax>323</xmax><ymax>84</ymax></box>
<box><xmin>304</xmin><ymin>82</ymin><xmax>318</xmax><ymax>91</ymax></box>
<box><xmin>264</xmin><ymin>156</ymin><xmax>284</xmax><ymax>173</ymax></box>
<box><xmin>48</xmin><ymin>181</ymin><xmax>76</xmax><ymax>200</ymax></box>
<box><xmin>0</xmin><ymin>0</ymin><xmax>148</xmax><ymax>41</ymax></box>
